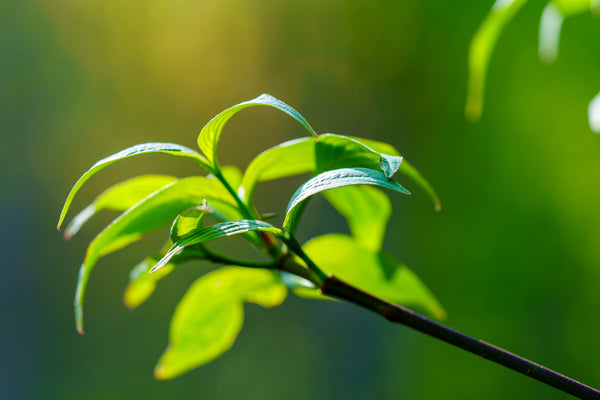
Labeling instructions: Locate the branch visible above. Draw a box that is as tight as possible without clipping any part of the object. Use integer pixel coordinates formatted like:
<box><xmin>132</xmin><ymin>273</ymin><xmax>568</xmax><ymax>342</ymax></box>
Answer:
<box><xmin>321</xmin><ymin>276</ymin><xmax>600</xmax><ymax>400</ymax></box>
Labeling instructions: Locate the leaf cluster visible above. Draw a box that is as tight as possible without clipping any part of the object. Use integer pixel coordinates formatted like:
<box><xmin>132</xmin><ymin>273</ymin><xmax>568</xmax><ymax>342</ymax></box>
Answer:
<box><xmin>59</xmin><ymin>94</ymin><xmax>444</xmax><ymax>379</ymax></box>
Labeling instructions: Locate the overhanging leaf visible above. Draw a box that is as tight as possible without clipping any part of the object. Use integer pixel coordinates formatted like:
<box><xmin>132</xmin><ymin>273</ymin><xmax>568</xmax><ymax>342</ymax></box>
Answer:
<box><xmin>74</xmin><ymin>176</ymin><xmax>238</xmax><ymax>334</ymax></box>
<box><xmin>466</xmin><ymin>0</ymin><xmax>528</xmax><ymax>121</ymax></box>
<box><xmin>299</xmin><ymin>234</ymin><xmax>446</xmax><ymax>320</ymax></box>
<box><xmin>64</xmin><ymin>175</ymin><xmax>178</xmax><ymax>240</ymax></box>
<box><xmin>58</xmin><ymin>143</ymin><xmax>210</xmax><ymax>230</ymax></box>
<box><xmin>154</xmin><ymin>267</ymin><xmax>287</xmax><ymax>380</ymax></box>
<box><xmin>283</xmin><ymin>168</ymin><xmax>410</xmax><ymax>233</ymax></box>
<box><xmin>150</xmin><ymin>220</ymin><xmax>282</xmax><ymax>273</ymax></box>
<box><xmin>197</xmin><ymin>94</ymin><xmax>317</xmax><ymax>167</ymax></box>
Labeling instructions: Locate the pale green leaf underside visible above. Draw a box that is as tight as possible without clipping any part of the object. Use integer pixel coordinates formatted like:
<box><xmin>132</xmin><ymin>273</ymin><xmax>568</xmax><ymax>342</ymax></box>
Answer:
<box><xmin>150</xmin><ymin>220</ymin><xmax>282</xmax><ymax>273</ymax></box>
<box><xmin>466</xmin><ymin>0</ymin><xmax>527</xmax><ymax>121</ymax></box>
<box><xmin>539</xmin><ymin>0</ymin><xmax>591</xmax><ymax>63</ymax></box>
<box><xmin>58</xmin><ymin>142</ymin><xmax>210</xmax><ymax>230</ymax></box>
<box><xmin>154</xmin><ymin>267</ymin><xmax>286</xmax><ymax>380</ymax></box>
<box><xmin>74</xmin><ymin>176</ymin><xmax>237</xmax><ymax>333</ymax></box>
<box><xmin>170</xmin><ymin>205</ymin><xmax>212</xmax><ymax>243</ymax></box>
<box><xmin>324</xmin><ymin>185</ymin><xmax>391</xmax><ymax>252</ymax></box>
<box><xmin>64</xmin><ymin>175</ymin><xmax>178</xmax><ymax>240</ymax></box>
<box><xmin>284</xmin><ymin>168</ymin><xmax>410</xmax><ymax>233</ymax></box>
<box><xmin>197</xmin><ymin>94</ymin><xmax>317</xmax><ymax>166</ymax></box>
<box><xmin>590</xmin><ymin>91</ymin><xmax>600</xmax><ymax>134</ymax></box>
<box><xmin>299</xmin><ymin>234</ymin><xmax>446</xmax><ymax>320</ymax></box>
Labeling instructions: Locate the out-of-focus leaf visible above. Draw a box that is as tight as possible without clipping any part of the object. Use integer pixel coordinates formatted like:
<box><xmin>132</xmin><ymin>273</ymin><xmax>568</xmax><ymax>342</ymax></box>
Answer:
<box><xmin>466</xmin><ymin>0</ymin><xmax>528</xmax><ymax>121</ymax></box>
<box><xmin>324</xmin><ymin>185</ymin><xmax>391</xmax><ymax>252</ymax></box>
<box><xmin>239</xmin><ymin>138</ymin><xmax>315</xmax><ymax>203</ymax></box>
<box><xmin>539</xmin><ymin>0</ymin><xmax>590</xmax><ymax>63</ymax></box>
<box><xmin>197</xmin><ymin>94</ymin><xmax>317</xmax><ymax>167</ymax></box>
<box><xmin>346</xmin><ymin>136</ymin><xmax>441</xmax><ymax>210</ymax></box>
<box><xmin>284</xmin><ymin>168</ymin><xmax>410</xmax><ymax>233</ymax></box>
<box><xmin>64</xmin><ymin>175</ymin><xmax>178</xmax><ymax>240</ymax></box>
<box><xmin>150</xmin><ymin>220</ymin><xmax>282</xmax><ymax>273</ymax></box>
<box><xmin>589</xmin><ymin>91</ymin><xmax>600</xmax><ymax>134</ymax></box>
<box><xmin>123</xmin><ymin>245</ymin><xmax>205</xmax><ymax>309</ymax></box>
<box><xmin>58</xmin><ymin>143</ymin><xmax>210</xmax><ymax>230</ymax></box>
<box><xmin>299</xmin><ymin>234</ymin><xmax>446</xmax><ymax>320</ymax></box>
<box><xmin>154</xmin><ymin>267</ymin><xmax>287</xmax><ymax>380</ymax></box>
<box><xmin>74</xmin><ymin>176</ymin><xmax>237</xmax><ymax>334</ymax></box>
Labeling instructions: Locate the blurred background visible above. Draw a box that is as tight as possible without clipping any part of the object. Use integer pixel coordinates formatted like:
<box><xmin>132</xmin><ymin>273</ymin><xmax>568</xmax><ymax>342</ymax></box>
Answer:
<box><xmin>2</xmin><ymin>0</ymin><xmax>600</xmax><ymax>399</ymax></box>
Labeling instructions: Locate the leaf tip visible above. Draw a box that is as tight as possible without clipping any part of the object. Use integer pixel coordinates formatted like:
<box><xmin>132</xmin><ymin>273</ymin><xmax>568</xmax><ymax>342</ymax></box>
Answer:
<box><xmin>465</xmin><ymin>101</ymin><xmax>482</xmax><ymax>122</ymax></box>
<box><xmin>434</xmin><ymin>203</ymin><xmax>442</xmax><ymax>212</ymax></box>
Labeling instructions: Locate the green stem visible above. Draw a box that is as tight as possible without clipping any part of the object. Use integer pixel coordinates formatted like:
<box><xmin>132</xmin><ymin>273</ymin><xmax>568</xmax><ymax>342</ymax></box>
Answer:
<box><xmin>320</xmin><ymin>276</ymin><xmax>600</xmax><ymax>400</ymax></box>
<box><xmin>280</xmin><ymin>235</ymin><xmax>328</xmax><ymax>286</ymax></box>
<box><xmin>201</xmin><ymin>245</ymin><xmax>277</xmax><ymax>269</ymax></box>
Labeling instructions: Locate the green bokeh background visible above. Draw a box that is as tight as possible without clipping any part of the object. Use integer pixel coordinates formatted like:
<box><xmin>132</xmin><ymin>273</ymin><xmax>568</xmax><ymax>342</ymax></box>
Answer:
<box><xmin>2</xmin><ymin>1</ymin><xmax>600</xmax><ymax>399</ymax></box>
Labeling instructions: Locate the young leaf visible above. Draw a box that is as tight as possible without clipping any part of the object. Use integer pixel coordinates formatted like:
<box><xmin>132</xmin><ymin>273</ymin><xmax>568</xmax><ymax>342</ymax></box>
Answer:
<box><xmin>197</xmin><ymin>94</ymin><xmax>317</xmax><ymax>167</ymax></box>
<box><xmin>283</xmin><ymin>168</ymin><xmax>410</xmax><ymax>233</ymax></box>
<box><xmin>466</xmin><ymin>0</ymin><xmax>528</xmax><ymax>121</ymax></box>
<box><xmin>74</xmin><ymin>176</ymin><xmax>237</xmax><ymax>334</ymax></box>
<box><xmin>58</xmin><ymin>143</ymin><xmax>210</xmax><ymax>230</ymax></box>
<box><xmin>298</xmin><ymin>234</ymin><xmax>446</xmax><ymax>320</ymax></box>
<box><xmin>323</xmin><ymin>185</ymin><xmax>391</xmax><ymax>252</ymax></box>
<box><xmin>124</xmin><ymin>245</ymin><xmax>205</xmax><ymax>309</ymax></box>
<box><xmin>150</xmin><ymin>220</ymin><xmax>281</xmax><ymax>273</ymax></box>
<box><xmin>154</xmin><ymin>267</ymin><xmax>287</xmax><ymax>380</ymax></box>
<box><xmin>239</xmin><ymin>137</ymin><xmax>315</xmax><ymax>203</ymax></box>
<box><xmin>170</xmin><ymin>205</ymin><xmax>213</xmax><ymax>242</ymax></box>
<box><xmin>64</xmin><ymin>175</ymin><xmax>178</xmax><ymax>240</ymax></box>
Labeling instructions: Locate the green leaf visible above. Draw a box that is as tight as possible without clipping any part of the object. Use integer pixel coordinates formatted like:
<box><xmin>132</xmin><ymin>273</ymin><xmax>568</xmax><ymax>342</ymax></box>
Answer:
<box><xmin>239</xmin><ymin>137</ymin><xmax>315</xmax><ymax>203</ymax></box>
<box><xmin>154</xmin><ymin>267</ymin><xmax>287</xmax><ymax>380</ymax></box>
<box><xmin>197</xmin><ymin>94</ymin><xmax>317</xmax><ymax>167</ymax></box>
<box><xmin>150</xmin><ymin>220</ymin><xmax>282</xmax><ymax>273</ymax></box>
<box><xmin>58</xmin><ymin>143</ymin><xmax>210</xmax><ymax>230</ymax></box>
<box><xmin>539</xmin><ymin>0</ymin><xmax>593</xmax><ymax>63</ymax></box>
<box><xmin>346</xmin><ymin>136</ymin><xmax>440</xmax><ymax>209</ymax></box>
<box><xmin>316</xmin><ymin>134</ymin><xmax>403</xmax><ymax>178</ymax></box>
<box><xmin>64</xmin><ymin>175</ymin><xmax>178</xmax><ymax>240</ymax></box>
<box><xmin>170</xmin><ymin>204</ymin><xmax>213</xmax><ymax>242</ymax></box>
<box><xmin>124</xmin><ymin>245</ymin><xmax>205</xmax><ymax>309</ymax></box>
<box><xmin>466</xmin><ymin>0</ymin><xmax>527</xmax><ymax>121</ymax></box>
<box><xmin>299</xmin><ymin>234</ymin><xmax>446</xmax><ymax>320</ymax></box>
<box><xmin>324</xmin><ymin>185</ymin><xmax>391</xmax><ymax>252</ymax></box>
<box><xmin>74</xmin><ymin>176</ymin><xmax>237</xmax><ymax>334</ymax></box>
<box><xmin>283</xmin><ymin>168</ymin><xmax>410</xmax><ymax>233</ymax></box>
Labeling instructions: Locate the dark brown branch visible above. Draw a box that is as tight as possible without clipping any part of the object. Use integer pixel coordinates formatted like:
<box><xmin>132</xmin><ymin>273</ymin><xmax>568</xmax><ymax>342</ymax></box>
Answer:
<box><xmin>321</xmin><ymin>276</ymin><xmax>600</xmax><ymax>400</ymax></box>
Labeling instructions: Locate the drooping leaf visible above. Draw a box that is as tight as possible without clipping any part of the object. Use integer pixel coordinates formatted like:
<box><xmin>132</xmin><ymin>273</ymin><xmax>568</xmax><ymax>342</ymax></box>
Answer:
<box><xmin>539</xmin><ymin>0</ymin><xmax>590</xmax><ymax>63</ymax></box>
<box><xmin>352</xmin><ymin>136</ymin><xmax>441</xmax><ymax>210</ymax></box>
<box><xmin>58</xmin><ymin>143</ymin><xmax>210</xmax><ymax>230</ymax></box>
<box><xmin>324</xmin><ymin>185</ymin><xmax>391</xmax><ymax>252</ymax></box>
<box><xmin>64</xmin><ymin>175</ymin><xmax>178</xmax><ymax>240</ymax></box>
<box><xmin>74</xmin><ymin>176</ymin><xmax>238</xmax><ymax>334</ymax></box>
<box><xmin>315</xmin><ymin>134</ymin><xmax>403</xmax><ymax>178</ymax></box>
<box><xmin>154</xmin><ymin>267</ymin><xmax>287</xmax><ymax>380</ymax></box>
<box><xmin>466</xmin><ymin>0</ymin><xmax>528</xmax><ymax>121</ymax></box>
<box><xmin>238</xmin><ymin>137</ymin><xmax>315</xmax><ymax>203</ymax></box>
<box><xmin>123</xmin><ymin>244</ymin><xmax>206</xmax><ymax>309</ymax></box>
<box><xmin>283</xmin><ymin>168</ymin><xmax>410</xmax><ymax>233</ymax></box>
<box><xmin>589</xmin><ymin>91</ymin><xmax>600</xmax><ymax>134</ymax></box>
<box><xmin>197</xmin><ymin>94</ymin><xmax>317</xmax><ymax>167</ymax></box>
<box><xmin>150</xmin><ymin>220</ymin><xmax>282</xmax><ymax>273</ymax></box>
<box><xmin>298</xmin><ymin>234</ymin><xmax>446</xmax><ymax>320</ymax></box>
<box><xmin>240</xmin><ymin>133</ymin><xmax>435</xmax><ymax>207</ymax></box>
